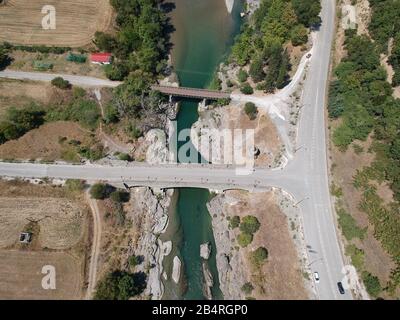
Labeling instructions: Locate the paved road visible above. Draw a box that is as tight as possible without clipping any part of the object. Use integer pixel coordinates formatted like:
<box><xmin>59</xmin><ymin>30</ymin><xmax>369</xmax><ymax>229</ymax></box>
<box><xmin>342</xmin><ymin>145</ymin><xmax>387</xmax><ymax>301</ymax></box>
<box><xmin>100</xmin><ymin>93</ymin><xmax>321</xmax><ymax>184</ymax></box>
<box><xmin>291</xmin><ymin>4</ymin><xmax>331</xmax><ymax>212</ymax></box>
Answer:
<box><xmin>0</xmin><ymin>0</ymin><xmax>352</xmax><ymax>300</ymax></box>
<box><xmin>0</xmin><ymin>70</ymin><xmax>121</xmax><ymax>88</ymax></box>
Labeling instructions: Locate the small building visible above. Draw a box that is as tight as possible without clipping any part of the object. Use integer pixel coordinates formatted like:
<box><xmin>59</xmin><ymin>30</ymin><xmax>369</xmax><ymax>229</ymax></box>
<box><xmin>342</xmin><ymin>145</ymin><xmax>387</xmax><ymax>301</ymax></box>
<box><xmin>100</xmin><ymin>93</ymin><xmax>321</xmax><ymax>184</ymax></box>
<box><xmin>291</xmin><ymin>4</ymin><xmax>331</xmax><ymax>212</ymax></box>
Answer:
<box><xmin>20</xmin><ymin>232</ymin><xmax>32</xmax><ymax>244</ymax></box>
<box><xmin>90</xmin><ymin>52</ymin><xmax>112</xmax><ymax>65</ymax></box>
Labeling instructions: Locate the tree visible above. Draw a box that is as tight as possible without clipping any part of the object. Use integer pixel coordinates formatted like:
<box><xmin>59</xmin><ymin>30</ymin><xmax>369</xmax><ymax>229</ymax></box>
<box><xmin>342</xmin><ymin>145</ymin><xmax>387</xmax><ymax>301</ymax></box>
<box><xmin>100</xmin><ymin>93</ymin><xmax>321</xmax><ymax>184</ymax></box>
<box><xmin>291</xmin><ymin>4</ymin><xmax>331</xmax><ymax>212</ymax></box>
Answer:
<box><xmin>94</xmin><ymin>270</ymin><xmax>146</xmax><ymax>300</ymax></box>
<box><xmin>228</xmin><ymin>216</ymin><xmax>240</xmax><ymax>229</ymax></box>
<box><xmin>292</xmin><ymin>0</ymin><xmax>322</xmax><ymax>27</ymax></box>
<box><xmin>241</xmin><ymin>282</ymin><xmax>254</xmax><ymax>294</ymax></box>
<box><xmin>249</xmin><ymin>56</ymin><xmax>265</xmax><ymax>83</ymax></box>
<box><xmin>244</xmin><ymin>102</ymin><xmax>258</xmax><ymax>120</ymax></box>
<box><xmin>90</xmin><ymin>183</ymin><xmax>108</xmax><ymax>200</ymax></box>
<box><xmin>240</xmin><ymin>83</ymin><xmax>254</xmax><ymax>95</ymax></box>
<box><xmin>237</xmin><ymin>232</ymin><xmax>253</xmax><ymax>248</ymax></box>
<box><xmin>110</xmin><ymin>190</ymin><xmax>130</xmax><ymax>203</ymax></box>
<box><xmin>240</xmin><ymin>216</ymin><xmax>261</xmax><ymax>234</ymax></box>
<box><xmin>250</xmin><ymin>247</ymin><xmax>269</xmax><ymax>267</ymax></box>
<box><xmin>237</xmin><ymin>69</ymin><xmax>248</xmax><ymax>83</ymax></box>
<box><xmin>51</xmin><ymin>77</ymin><xmax>70</xmax><ymax>89</ymax></box>
<box><xmin>0</xmin><ymin>46</ymin><xmax>9</xmax><ymax>69</ymax></box>
<box><xmin>291</xmin><ymin>24</ymin><xmax>308</xmax><ymax>46</ymax></box>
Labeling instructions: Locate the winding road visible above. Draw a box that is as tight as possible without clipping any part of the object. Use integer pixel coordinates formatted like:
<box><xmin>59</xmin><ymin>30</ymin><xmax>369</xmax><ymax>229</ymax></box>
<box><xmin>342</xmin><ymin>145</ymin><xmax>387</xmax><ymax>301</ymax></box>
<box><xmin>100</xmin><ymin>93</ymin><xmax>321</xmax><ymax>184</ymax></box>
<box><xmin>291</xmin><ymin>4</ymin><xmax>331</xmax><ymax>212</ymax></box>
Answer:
<box><xmin>0</xmin><ymin>0</ymin><xmax>352</xmax><ymax>300</ymax></box>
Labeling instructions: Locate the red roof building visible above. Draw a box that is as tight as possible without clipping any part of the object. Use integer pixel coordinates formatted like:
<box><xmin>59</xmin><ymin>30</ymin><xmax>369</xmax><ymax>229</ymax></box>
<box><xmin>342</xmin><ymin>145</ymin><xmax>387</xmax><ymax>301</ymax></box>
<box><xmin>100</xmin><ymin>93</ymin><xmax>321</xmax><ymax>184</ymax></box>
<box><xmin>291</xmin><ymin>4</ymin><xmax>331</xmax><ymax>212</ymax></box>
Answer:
<box><xmin>90</xmin><ymin>53</ymin><xmax>112</xmax><ymax>65</ymax></box>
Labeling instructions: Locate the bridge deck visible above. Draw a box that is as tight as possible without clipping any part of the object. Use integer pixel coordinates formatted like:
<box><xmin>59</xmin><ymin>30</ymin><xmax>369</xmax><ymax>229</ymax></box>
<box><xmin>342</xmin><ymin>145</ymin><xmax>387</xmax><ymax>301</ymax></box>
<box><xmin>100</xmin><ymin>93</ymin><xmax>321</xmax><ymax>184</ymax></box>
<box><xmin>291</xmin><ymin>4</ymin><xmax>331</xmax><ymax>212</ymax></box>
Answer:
<box><xmin>151</xmin><ymin>85</ymin><xmax>230</xmax><ymax>100</ymax></box>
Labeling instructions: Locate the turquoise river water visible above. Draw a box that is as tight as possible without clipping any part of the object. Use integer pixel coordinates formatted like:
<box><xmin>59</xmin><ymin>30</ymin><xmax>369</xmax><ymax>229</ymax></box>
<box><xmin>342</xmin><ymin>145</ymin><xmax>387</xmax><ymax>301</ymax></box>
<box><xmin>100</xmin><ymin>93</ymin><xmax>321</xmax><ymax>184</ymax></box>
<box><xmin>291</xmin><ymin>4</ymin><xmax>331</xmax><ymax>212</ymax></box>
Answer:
<box><xmin>161</xmin><ymin>0</ymin><xmax>244</xmax><ymax>300</ymax></box>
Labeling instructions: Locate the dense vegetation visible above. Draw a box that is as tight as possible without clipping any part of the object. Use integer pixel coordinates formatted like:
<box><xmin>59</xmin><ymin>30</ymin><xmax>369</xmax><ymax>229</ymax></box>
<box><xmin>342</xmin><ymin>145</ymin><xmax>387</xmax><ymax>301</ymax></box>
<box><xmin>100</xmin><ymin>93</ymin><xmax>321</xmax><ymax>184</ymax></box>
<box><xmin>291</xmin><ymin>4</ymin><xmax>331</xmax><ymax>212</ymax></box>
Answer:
<box><xmin>230</xmin><ymin>0</ymin><xmax>320</xmax><ymax>92</ymax></box>
<box><xmin>0</xmin><ymin>104</ymin><xmax>45</xmax><ymax>144</ymax></box>
<box><xmin>95</xmin><ymin>0</ymin><xmax>171</xmax><ymax>81</ymax></box>
<box><xmin>94</xmin><ymin>270</ymin><xmax>146</xmax><ymax>300</ymax></box>
<box><xmin>330</xmin><ymin>2</ymin><xmax>400</xmax><ymax>296</ymax></box>
<box><xmin>369</xmin><ymin>0</ymin><xmax>400</xmax><ymax>86</ymax></box>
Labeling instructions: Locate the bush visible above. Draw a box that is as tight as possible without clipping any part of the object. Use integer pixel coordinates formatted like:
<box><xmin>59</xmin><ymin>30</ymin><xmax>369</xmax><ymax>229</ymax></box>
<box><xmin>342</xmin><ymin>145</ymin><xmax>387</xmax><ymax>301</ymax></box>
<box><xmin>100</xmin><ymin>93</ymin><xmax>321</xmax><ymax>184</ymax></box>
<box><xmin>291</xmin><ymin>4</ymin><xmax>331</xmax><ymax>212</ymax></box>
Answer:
<box><xmin>228</xmin><ymin>216</ymin><xmax>240</xmax><ymax>229</ymax></box>
<box><xmin>65</xmin><ymin>179</ymin><xmax>85</xmax><ymax>192</ymax></box>
<box><xmin>239</xmin><ymin>216</ymin><xmax>261</xmax><ymax>235</ymax></box>
<box><xmin>110</xmin><ymin>190</ymin><xmax>130</xmax><ymax>203</ymax></box>
<box><xmin>362</xmin><ymin>271</ymin><xmax>381</xmax><ymax>298</ymax></box>
<box><xmin>250</xmin><ymin>247</ymin><xmax>269</xmax><ymax>267</ymax></box>
<box><xmin>90</xmin><ymin>183</ymin><xmax>108</xmax><ymax>200</ymax></box>
<box><xmin>51</xmin><ymin>77</ymin><xmax>70</xmax><ymax>89</ymax></box>
<box><xmin>241</xmin><ymin>282</ymin><xmax>254</xmax><ymax>294</ymax></box>
<box><xmin>240</xmin><ymin>82</ymin><xmax>254</xmax><ymax>95</ymax></box>
<box><xmin>94</xmin><ymin>270</ymin><xmax>146</xmax><ymax>300</ymax></box>
<box><xmin>129</xmin><ymin>255</ymin><xmax>141</xmax><ymax>267</ymax></box>
<box><xmin>118</xmin><ymin>153</ymin><xmax>132</xmax><ymax>162</ymax></box>
<box><xmin>337</xmin><ymin>207</ymin><xmax>366</xmax><ymax>241</ymax></box>
<box><xmin>244</xmin><ymin>102</ymin><xmax>258</xmax><ymax>120</ymax></box>
<box><xmin>237</xmin><ymin>232</ymin><xmax>253</xmax><ymax>247</ymax></box>
<box><xmin>237</xmin><ymin>69</ymin><xmax>248</xmax><ymax>83</ymax></box>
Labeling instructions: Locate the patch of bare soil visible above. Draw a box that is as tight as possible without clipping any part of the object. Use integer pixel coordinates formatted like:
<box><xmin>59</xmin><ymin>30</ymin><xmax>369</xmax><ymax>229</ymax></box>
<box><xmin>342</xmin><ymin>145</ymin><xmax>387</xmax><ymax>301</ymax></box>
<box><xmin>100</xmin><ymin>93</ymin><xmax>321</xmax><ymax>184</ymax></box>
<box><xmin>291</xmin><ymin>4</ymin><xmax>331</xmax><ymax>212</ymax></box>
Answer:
<box><xmin>356</xmin><ymin>0</ymin><xmax>371</xmax><ymax>36</ymax></box>
<box><xmin>225</xmin><ymin>190</ymin><xmax>308</xmax><ymax>299</ymax></box>
<box><xmin>0</xmin><ymin>121</ymin><xmax>92</xmax><ymax>161</ymax></box>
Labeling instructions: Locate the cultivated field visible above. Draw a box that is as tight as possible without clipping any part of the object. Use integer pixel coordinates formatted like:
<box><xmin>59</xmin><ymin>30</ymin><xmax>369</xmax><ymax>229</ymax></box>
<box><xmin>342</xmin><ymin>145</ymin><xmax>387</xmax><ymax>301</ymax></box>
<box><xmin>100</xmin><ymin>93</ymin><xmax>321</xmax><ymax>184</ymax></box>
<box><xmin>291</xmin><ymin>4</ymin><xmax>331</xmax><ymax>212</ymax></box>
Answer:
<box><xmin>0</xmin><ymin>250</ymin><xmax>83</xmax><ymax>299</ymax></box>
<box><xmin>0</xmin><ymin>0</ymin><xmax>113</xmax><ymax>47</ymax></box>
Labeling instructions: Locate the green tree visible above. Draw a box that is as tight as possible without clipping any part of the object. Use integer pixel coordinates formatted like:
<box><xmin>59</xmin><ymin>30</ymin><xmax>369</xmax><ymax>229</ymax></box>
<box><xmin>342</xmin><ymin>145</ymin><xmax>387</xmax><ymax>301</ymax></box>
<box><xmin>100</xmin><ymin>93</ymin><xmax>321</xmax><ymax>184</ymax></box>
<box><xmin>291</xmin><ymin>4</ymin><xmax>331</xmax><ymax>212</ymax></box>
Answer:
<box><xmin>250</xmin><ymin>247</ymin><xmax>269</xmax><ymax>267</ymax></box>
<box><xmin>94</xmin><ymin>270</ymin><xmax>146</xmax><ymax>300</ymax></box>
<box><xmin>240</xmin><ymin>83</ymin><xmax>254</xmax><ymax>95</ymax></box>
<box><xmin>291</xmin><ymin>24</ymin><xmax>308</xmax><ymax>46</ymax></box>
<box><xmin>237</xmin><ymin>232</ymin><xmax>253</xmax><ymax>248</ymax></box>
<box><xmin>249</xmin><ymin>56</ymin><xmax>265</xmax><ymax>83</ymax></box>
<box><xmin>362</xmin><ymin>271</ymin><xmax>382</xmax><ymax>298</ymax></box>
<box><xmin>90</xmin><ymin>183</ymin><xmax>108</xmax><ymax>200</ymax></box>
<box><xmin>240</xmin><ymin>216</ymin><xmax>261</xmax><ymax>235</ymax></box>
<box><xmin>241</xmin><ymin>282</ymin><xmax>254</xmax><ymax>294</ymax></box>
<box><xmin>228</xmin><ymin>216</ymin><xmax>241</xmax><ymax>229</ymax></box>
<box><xmin>51</xmin><ymin>77</ymin><xmax>70</xmax><ymax>89</ymax></box>
<box><xmin>244</xmin><ymin>102</ymin><xmax>258</xmax><ymax>120</ymax></box>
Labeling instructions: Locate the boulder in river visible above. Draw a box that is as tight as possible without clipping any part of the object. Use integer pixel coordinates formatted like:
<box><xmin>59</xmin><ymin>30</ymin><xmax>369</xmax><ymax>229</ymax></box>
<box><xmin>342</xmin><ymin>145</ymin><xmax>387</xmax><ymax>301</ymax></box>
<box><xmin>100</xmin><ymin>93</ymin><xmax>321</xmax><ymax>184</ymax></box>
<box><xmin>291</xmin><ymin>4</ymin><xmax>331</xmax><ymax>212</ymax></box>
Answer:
<box><xmin>172</xmin><ymin>256</ymin><xmax>182</xmax><ymax>284</ymax></box>
<box><xmin>200</xmin><ymin>242</ymin><xmax>211</xmax><ymax>260</ymax></box>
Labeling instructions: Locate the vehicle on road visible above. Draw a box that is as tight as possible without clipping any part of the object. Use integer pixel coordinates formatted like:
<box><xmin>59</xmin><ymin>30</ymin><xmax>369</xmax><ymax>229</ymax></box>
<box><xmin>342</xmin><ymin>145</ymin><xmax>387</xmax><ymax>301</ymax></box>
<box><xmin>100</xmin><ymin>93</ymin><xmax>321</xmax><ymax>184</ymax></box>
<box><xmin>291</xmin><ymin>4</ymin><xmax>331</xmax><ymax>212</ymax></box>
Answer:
<box><xmin>314</xmin><ymin>272</ymin><xmax>320</xmax><ymax>283</ymax></box>
<box><xmin>306</xmin><ymin>53</ymin><xmax>312</xmax><ymax>59</ymax></box>
<box><xmin>337</xmin><ymin>282</ymin><xmax>345</xmax><ymax>295</ymax></box>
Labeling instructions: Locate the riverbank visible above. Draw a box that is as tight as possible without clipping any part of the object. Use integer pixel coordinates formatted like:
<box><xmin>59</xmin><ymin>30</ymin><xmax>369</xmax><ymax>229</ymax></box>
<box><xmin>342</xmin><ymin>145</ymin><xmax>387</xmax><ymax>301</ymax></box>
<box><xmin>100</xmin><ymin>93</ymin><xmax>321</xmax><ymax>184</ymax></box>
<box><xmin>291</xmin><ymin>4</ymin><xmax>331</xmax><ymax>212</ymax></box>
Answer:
<box><xmin>207</xmin><ymin>189</ymin><xmax>311</xmax><ymax>299</ymax></box>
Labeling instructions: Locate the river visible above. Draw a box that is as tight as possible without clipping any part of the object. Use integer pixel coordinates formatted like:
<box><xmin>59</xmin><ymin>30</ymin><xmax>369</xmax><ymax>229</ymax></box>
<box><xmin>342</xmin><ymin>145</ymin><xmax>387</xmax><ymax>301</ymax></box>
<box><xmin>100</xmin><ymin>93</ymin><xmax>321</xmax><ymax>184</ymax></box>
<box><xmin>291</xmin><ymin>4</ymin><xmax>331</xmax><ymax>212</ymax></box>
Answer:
<box><xmin>160</xmin><ymin>0</ymin><xmax>244</xmax><ymax>300</ymax></box>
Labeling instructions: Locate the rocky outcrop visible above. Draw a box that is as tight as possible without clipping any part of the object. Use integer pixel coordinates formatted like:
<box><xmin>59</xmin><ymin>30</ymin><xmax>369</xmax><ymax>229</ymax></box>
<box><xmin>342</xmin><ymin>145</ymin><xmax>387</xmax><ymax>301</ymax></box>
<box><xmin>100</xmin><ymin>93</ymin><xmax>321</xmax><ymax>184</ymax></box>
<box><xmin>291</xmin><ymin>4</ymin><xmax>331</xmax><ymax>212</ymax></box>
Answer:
<box><xmin>202</xmin><ymin>262</ymin><xmax>214</xmax><ymax>300</ymax></box>
<box><xmin>200</xmin><ymin>242</ymin><xmax>211</xmax><ymax>260</ymax></box>
<box><xmin>172</xmin><ymin>256</ymin><xmax>182</xmax><ymax>284</ymax></box>
<box><xmin>128</xmin><ymin>187</ymin><xmax>175</xmax><ymax>300</ymax></box>
<box><xmin>207</xmin><ymin>194</ymin><xmax>247</xmax><ymax>299</ymax></box>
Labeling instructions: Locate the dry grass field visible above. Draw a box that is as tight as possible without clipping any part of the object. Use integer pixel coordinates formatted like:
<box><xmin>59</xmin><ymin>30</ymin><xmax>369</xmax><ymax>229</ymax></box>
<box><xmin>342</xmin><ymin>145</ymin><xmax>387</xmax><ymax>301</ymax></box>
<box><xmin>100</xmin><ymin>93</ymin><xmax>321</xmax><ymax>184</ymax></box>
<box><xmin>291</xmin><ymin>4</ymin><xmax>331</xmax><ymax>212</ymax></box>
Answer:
<box><xmin>0</xmin><ymin>180</ymin><xmax>89</xmax><ymax>299</ymax></box>
<box><xmin>0</xmin><ymin>250</ymin><xmax>83</xmax><ymax>299</ymax></box>
<box><xmin>0</xmin><ymin>197</ymin><xmax>86</xmax><ymax>249</ymax></box>
<box><xmin>0</xmin><ymin>0</ymin><xmax>113</xmax><ymax>47</ymax></box>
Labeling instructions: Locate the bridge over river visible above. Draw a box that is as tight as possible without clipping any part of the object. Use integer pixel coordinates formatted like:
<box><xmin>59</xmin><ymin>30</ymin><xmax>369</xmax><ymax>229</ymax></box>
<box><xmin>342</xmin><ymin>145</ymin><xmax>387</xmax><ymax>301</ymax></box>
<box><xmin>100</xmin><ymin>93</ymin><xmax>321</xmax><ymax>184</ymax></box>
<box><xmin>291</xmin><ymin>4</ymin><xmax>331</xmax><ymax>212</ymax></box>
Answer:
<box><xmin>151</xmin><ymin>85</ymin><xmax>230</xmax><ymax>100</ymax></box>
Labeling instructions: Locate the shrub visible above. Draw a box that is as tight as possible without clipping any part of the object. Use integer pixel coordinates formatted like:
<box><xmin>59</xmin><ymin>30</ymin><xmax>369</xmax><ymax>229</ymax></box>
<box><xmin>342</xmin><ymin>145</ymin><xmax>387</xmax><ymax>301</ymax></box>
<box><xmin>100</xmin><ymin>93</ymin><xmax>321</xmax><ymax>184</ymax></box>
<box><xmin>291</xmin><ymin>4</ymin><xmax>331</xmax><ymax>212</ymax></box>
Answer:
<box><xmin>129</xmin><ymin>255</ymin><xmax>141</xmax><ymax>267</ymax></box>
<box><xmin>65</xmin><ymin>179</ymin><xmax>85</xmax><ymax>192</ymax></box>
<box><xmin>362</xmin><ymin>271</ymin><xmax>381</xmax><ymax>298</ymax></box>
<box><xmin>237</xmin><ymin>232</ymin><xmax>253</xmax><ymax>247</ymax></box>
<box><xmin>237</xmin><ymin>69</ymin><xmax>248</xmax><ymax>83</ymax></box>
<box><xmin>90</xmin><ymin>183</ymin><xmax>108</xmax><ymax>200</ymax></box>
<box><xmin>250</xmin><ymin>247</ymin><xmax>269</xmax><ymax>267</ymax></box>
<box><xmin>240</xmin><ymin>82</ymin><xmax>254</xmax><ymax>95</ymax></box>
<box><xmin>228</xmin><ymin>216</ymin><xmax>240</xmax><ymax>229</ymax></box>
<box><xmin>244</xmin><ymin>102</ymin><xmax>258</xmax><ymax>120</ymax></box>
<box><xmin>118</xmin><ymin>153</ymin><xmax>132</xmax><ymax>162</ymax></box>
<box><xmin>110</xmin><ymin>190</ymin><xmax>130</xmax><ymax>203</ymax></box>
<box><xmin>241</xmin><ymin>282</ymin><xmax>254</xmax><ymax>294</ymax></box>
<box><xmin>51</xmin><ymin>77</ymin><xmax>71</xmax><ymax>89</ymax></box>
<box><xmin>239</xmin><ymin>216</ymin><xmax>261</xmax><ymax>235</ymax></box>
<box><xmin>337</xmin><ymin>207</ymin><xmax>366</xmax><ymax>240</ymax></box>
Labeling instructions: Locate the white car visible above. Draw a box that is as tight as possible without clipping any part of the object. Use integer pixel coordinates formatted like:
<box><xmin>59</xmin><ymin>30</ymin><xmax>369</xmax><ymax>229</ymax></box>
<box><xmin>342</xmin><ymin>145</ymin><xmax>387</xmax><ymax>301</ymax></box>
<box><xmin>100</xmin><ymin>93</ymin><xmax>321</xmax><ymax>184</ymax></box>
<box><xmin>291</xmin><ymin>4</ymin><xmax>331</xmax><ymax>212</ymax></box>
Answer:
<box><xmin>314</xmin><ymin>272</ymin><xmax>320</xmax><ymax>283</ymax></box>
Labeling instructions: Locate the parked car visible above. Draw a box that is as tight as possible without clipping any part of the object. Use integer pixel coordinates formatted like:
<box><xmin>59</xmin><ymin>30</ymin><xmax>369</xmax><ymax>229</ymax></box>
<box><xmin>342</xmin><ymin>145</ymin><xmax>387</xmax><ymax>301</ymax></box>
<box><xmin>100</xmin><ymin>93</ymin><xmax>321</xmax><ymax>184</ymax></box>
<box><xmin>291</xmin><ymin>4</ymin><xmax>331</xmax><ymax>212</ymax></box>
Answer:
<box><xmin>337</xmin><ymin>282</ymin><xmax>345</xmax><ymax>294</ymax></box>
<box><xmin>306</xmin><ymin>53</ymin><xmax>312</xmax><ymax>59</ymax></box>
<box><xmin>314</xmin><ymin>272</ymin><xmax>320</xmax><ymax>283</ymax></box>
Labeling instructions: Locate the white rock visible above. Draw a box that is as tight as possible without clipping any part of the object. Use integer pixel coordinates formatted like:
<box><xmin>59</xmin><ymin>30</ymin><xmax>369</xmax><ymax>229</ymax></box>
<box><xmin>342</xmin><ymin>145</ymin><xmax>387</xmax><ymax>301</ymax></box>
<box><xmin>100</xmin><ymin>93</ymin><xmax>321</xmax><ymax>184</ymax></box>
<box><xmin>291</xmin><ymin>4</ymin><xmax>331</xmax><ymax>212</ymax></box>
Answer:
<box><xmin>200</xmin><ymin>242</ymin><xmax>211</xmax><ymax>260</ymax></box>
<box><xmin>172</xmin><ymin>256</ymin><xmax>182</xmax><ymax>284</ymax></box>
